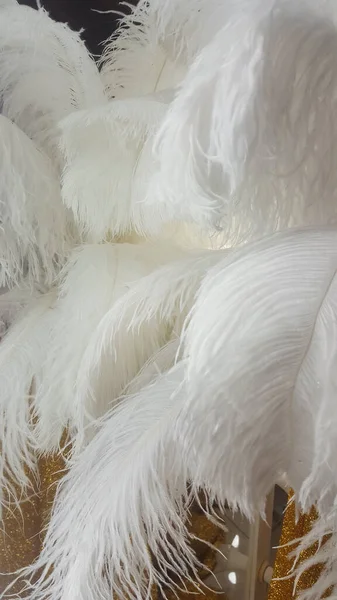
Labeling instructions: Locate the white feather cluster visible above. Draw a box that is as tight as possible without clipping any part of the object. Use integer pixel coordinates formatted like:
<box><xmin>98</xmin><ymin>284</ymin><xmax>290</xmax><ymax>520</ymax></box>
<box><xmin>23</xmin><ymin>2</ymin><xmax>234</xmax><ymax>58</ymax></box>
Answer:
<box><xmin>2</xmin><ymin>1</ymin><xmax>337</xmax><ymax>600</ymax></box>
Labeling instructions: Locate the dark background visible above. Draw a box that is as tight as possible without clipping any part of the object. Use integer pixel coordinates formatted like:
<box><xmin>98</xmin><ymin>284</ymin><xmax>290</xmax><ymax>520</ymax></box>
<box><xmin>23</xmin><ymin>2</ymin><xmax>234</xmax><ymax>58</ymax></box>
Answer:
<box><xmin>18</xmin><ymin>1</ymin><xmax>137</xmax><ymax>58</ymax></box>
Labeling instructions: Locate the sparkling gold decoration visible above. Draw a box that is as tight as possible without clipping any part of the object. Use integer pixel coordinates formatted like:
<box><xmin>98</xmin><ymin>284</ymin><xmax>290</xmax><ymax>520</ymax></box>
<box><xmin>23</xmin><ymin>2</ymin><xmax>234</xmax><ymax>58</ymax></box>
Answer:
<box><xmin>268</xmin><ymin>490</ymin><xmax>330</xmax><ymax>600</ymax></box>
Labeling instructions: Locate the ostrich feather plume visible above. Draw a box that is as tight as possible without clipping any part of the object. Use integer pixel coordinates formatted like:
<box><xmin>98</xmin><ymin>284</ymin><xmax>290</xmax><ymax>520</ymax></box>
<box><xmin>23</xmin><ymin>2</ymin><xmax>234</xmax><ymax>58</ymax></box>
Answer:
<box><xmin>0</xmin><ymin>241</ymin><xmax>189</xmax><ymax>511</ymax></box>
<box><xmin>20</xmin><ymin>363</ymin><xmax>195</xmax><ymax>600</ymax></box>
<box><xmin>74</xmin><ymin>247</ymin><xmax>229</xmax><ymax>429</ymax></box>
<box><xmin>152</xmin><ymin>0</ymin><xmax>337</xmax><ymax>238</ymax></box>
<box><xmin>100</xmin><ymin>0</ymin><xmax>186</xmax><ymax>99</ymax></box>
<box><xmin>33</xmin><ymin>241</ymin><xmax>186</xmax><ymax>455</ymax></box>
<box><xmin>180</xmin><ymin>228</ymin><xmax>337</xmax><ymax>520</ymax></box>
<box><xmin>0</xmin><ymin>2</ymin><xmax>105</xmax><ymax>164</ymax></box>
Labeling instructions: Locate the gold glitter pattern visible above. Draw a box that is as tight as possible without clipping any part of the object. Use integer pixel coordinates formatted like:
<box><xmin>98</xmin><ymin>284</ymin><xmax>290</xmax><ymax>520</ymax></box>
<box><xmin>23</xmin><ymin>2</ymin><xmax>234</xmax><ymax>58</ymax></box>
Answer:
<box><xmin>268</xmin><ymin>490</ymin><xmax>330</xmax><ymax>600</ymax></box>
<box><xmin>0</xmin><ymin>445</ymin><xmax>67</xmax><ymax>596</ymax></box>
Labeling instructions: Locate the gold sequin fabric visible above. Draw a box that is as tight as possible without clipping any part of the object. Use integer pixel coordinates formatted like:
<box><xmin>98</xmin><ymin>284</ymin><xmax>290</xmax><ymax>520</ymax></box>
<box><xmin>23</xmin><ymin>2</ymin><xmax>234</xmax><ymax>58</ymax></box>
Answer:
<box><xmin>268</xmin><ymin>490</ymin><xmax>330</xmax><ymax>600</ymax></box>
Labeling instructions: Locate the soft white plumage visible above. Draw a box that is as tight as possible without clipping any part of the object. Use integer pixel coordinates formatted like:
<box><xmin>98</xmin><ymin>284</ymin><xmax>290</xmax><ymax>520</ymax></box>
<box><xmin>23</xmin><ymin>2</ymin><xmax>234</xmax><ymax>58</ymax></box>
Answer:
<box><xmin>22</xmin><ymin>364</ymin><xmax>194</xmax><ymax>600</ymax></box>
<box><xmin>152</xmin><ymin>0</ymin><xmax>337</xmax><ymax>239</ymax></box>
<box><xmin>0</xmin><ymin>115</ymin><xmax>74</xmax><ymax>288</ymax></box>
<box><xmin>60</xmin><ymin>95</ymin><xmax>171</xmax><ymax>240</ymax></box>
<box><xmin>0</xmin><ymin>285</ymin><xmax>35</xmax><ymax>337</ymax></box>
<box><xmin>74</xmin><ymin>247</ymin><xmax>229</xmax><ymax>428</ymax></box>
<box><xmin>3</xmin><ymin>0</ymin><xmax>337</xmax><ymax>599</ymax></box>
<box><xmin>180</xmin><ymin>228</ymin><xmax>337</xmax><ymax>520</ymax></box>
<box><xmin>0</xmin><ymin>291</ymin><xmax>55</xmax><ymax>517</ymax></box>
<box><xmin>100</xmin><ymin>0</ymin><xmax>186</xmax><ymax>99</ymax></box>
<box><xmin>33</xmin><ymin>241</ymin><xmax>185</xmax><ymax>455</ymax></box>
<box><xmin>0</xmin><ymin>2</ymin><xmax>105</xmax><ymax>165</ymax></box>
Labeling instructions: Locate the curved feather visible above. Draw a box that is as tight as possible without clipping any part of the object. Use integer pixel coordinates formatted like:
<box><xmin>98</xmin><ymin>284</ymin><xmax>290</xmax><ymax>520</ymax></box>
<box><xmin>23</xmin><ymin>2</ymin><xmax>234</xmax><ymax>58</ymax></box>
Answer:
<box><xmin>100</xmin><ymin>0</ymin><xmax>186</xmax><ymax>99</ymax></box>
<box><xmin>180</xmin><ymin>228</ymin><xmax>337</xmax><ymax>520</ymax></box>
<box><xmin>0</xmin><ymin>115</ymin><xmax>75</xmax><ymax>288</ymax></box>
<box><xmin>74</xmin><ymin>247</ymin><xmax>229</xmax><ymax>429</ymax></box>
<box><xmin>60</xmin><ymin>95</ymin><xmax>171</xmax><ymax>240</ymax></box>
<box><xmin>0</xmin><ymin>3</ymin><xmax>105</xmax><ymax>164</ymax></box>
<box><xmin>22</xmin><ymin>363</ymin><xmax>196</xmax><ymax>600</ymax></box>
<box><xmin>152</xmin><ymin>0</ymin><xmax>337</xmax><ymax>238</ymax></box>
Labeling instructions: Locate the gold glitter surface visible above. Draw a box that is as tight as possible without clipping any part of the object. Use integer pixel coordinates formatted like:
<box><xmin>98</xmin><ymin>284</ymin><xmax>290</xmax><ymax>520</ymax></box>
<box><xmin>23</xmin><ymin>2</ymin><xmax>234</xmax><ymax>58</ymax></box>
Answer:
<box><xmin>0</xmin><ymin>444</ymin><xmax>67</xmax><ymax>596</ymax></box>
<box><xmin>268</xmin><ymin>490</ymin><xmax>330</xmax><ymax>600</ymax></box>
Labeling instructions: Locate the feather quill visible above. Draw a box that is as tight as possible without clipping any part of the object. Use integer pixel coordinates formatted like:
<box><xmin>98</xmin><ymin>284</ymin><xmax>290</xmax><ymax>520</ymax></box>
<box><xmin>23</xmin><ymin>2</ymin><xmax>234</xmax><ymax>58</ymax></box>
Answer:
<box><xmin>22</xmin><ymin>363</ymin><xmax>198</xmax><ymax>600</ymax></box>
<box><xmin>0</xmin><ymin>115</ymin><xmax>75</xmax><ymax>288</ymax></box>
<box><xmin>179</xmin><ymin>228</ymin><xmax>337</xmax><ymax>520</ymax></box>
<box><xmin>0</xmin><ymin>2</ymin><xmax>105</xmax><ymax>164</ymax></box>
<box><xmin>152</xmin><ymin>0</ymin><xmax>337</xmax><ymax>238</ymax></box>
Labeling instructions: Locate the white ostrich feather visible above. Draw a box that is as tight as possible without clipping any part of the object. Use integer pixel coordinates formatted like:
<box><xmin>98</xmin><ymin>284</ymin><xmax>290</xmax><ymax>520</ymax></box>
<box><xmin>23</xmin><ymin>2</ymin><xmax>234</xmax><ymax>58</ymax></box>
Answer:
<box><xmin>100</xmin><ymin>0</ymin><xmax>263</xmax><ymax>100</ymax></box>
<box><xmin>0</xmin><ymin>115</ymin><xmax>75</xmax><ymax>288</ymax></box>
<box><xmin>74</xmin><ymin>247</ymin><xmax>228</xmax><ymax>432</ymax></box>
<box><xmin>0</xmin><ymin>2</ymin><xmax>105</xmax><ymax>164</ymax></box>
<box><xmin>34</xmin><ymin>241</ymin><xmax>186</xmax><ymax>455</ymax></box>
<box><xmin>60</xmin><ymin>95</ymin><xmax>171</xmax><ymax>240</ymax></box>
<box><xmin>23</xmin><ymin>363</ymin><xmax>196</xmax><ymax>600</ymax></box>
<box><xmin>178</xmin><ymin>228</ymin><xmax>337</xmax><ymax>520</ymax></box>
<box><xmin>152</xmin><ymin>0</ymin><xmax>337</xmax><ymax>238</ymax></box>
<box><xmin>0</xmin><ymin>291</ymin><xmax>55</xmax><ymax>517</ymax></box>
<box><xmin>100</xmin><ymin>0</ymin><xmax>186</xmax><ymax>99</ymax></box>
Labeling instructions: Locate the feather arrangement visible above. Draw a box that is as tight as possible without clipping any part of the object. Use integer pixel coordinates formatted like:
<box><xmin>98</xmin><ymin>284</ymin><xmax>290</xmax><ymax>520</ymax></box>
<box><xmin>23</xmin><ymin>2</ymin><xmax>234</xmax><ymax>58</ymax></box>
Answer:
<box><xmin>3</xmin><ymin>1</ymin><xmax>337</xmax><ymax>600</ymax></box>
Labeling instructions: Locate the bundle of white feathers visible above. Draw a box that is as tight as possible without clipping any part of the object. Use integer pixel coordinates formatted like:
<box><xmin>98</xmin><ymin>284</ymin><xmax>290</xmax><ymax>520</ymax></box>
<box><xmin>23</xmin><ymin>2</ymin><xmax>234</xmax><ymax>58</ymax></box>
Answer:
<box><xmin>2</xmin><ymin>0</ymin><xmax>337</xmax><ymax>599</ymax></box>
